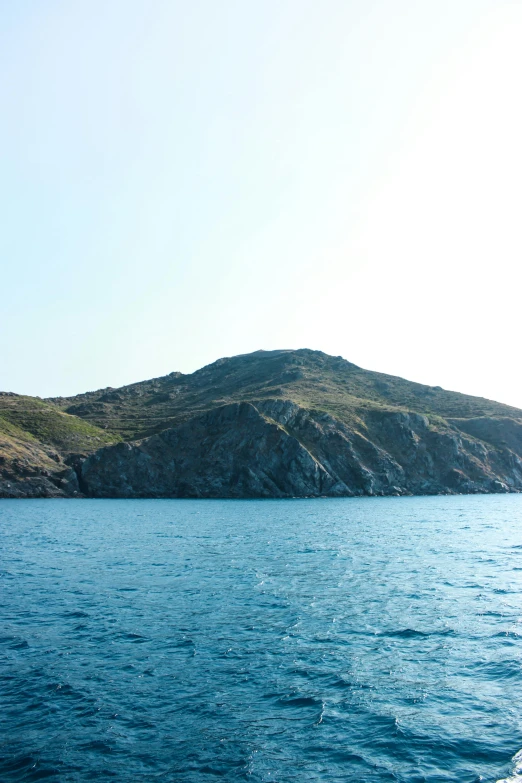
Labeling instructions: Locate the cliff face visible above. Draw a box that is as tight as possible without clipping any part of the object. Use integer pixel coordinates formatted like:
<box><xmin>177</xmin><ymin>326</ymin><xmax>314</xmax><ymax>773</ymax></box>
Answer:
<box><xmin>3</xmin><ymin>350</ymin><xmax>522</xmax><ymax>499</ymax></box>
<box><xmin>80</xmin><ymin>399</ymin><xmax>522</xmax><ymax>499</ymax></box>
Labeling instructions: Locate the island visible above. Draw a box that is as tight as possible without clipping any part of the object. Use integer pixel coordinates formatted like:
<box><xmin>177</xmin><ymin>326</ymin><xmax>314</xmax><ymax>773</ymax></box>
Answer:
<box><xmin>1</xmin><ymin>349</ymin><xmax>521</xmax><ymax>498</ymax></box>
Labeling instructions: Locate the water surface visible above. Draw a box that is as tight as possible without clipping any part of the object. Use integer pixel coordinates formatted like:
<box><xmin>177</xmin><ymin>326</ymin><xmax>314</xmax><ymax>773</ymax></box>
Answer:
<box><xmin>1</xmin><ymin>496</ymin><xmax>522</xmax><ymax>782</ymax></box>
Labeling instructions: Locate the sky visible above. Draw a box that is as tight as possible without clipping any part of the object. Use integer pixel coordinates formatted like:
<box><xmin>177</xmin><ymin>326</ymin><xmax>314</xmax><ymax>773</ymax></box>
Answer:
<box><xmin>1</xmin><ymin>0</ymin><xmax>521</xmax><ymax>406</ymax></box>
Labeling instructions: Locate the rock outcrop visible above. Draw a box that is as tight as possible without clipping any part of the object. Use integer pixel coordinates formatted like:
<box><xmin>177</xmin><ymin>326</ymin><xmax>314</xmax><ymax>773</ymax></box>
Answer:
<box><xmin>0</xmin><ymin>434</ymin><xmax>81</xmax><ymax>498</ymax></box>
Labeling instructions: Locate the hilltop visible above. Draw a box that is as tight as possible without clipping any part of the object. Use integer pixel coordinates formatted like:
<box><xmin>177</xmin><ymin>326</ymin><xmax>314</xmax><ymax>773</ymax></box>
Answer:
<box><xmin>2</xmin><ymin>349</ymin><xmax>522</xmax><ymax>498</ymax></box>
<box><xmin>48</xmin><ymin>349</ymin><xmax>520</xmax><ymax>438</ymax></box>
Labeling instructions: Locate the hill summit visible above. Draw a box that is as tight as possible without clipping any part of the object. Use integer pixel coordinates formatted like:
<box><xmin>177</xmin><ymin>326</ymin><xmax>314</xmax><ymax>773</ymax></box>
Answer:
<box><xmin>2</xmin><ymin>349</ymin><xmax>522</xmax><ymax>498</ymax></box>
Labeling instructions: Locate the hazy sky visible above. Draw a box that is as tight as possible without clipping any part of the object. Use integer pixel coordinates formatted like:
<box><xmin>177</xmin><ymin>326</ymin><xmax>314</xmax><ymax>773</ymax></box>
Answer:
<box><xmin>2</xmin><ymin>0</ymin><xmax>521</xmax><ymax>406</ymax></box>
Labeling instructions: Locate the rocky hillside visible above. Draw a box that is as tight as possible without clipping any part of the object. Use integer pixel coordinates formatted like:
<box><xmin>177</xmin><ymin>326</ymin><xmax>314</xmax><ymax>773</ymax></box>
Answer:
<box><xmin>48</xmin><ymin>349</ymin><xmax>521</xmax><ymax>440</ymax></box>
<box><xmin>2</xmin><ymin>350</ymin><xmax>522</xmax><ymax>498</ymax></box>
<box><xmin>0</xmin><ymin>394</ymin><xmax>120</xmax><ymax>498</ymax></box>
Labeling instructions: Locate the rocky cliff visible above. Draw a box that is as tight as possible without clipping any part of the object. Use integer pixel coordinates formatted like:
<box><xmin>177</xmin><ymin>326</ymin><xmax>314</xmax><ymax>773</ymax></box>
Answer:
<box><xmin>2</xmin><ymin>350</ymin><xmax>522</xmax><ymax>498</ymax></box>
<box><xmin>80</xmin><ymin>398</ymin><xmax>522</xmax><ymax>498</ymax></box>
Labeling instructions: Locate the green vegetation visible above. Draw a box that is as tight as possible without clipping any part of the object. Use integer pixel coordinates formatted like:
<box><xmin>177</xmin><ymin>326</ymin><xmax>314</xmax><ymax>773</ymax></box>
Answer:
<box><xmin>0</xmin><ymin>415</ymin><xmax>37</xmax><ymax>442</ymax></box>
<box><xmin>0</xmin><ymin>395</ymin><xmax>120</xmax><ymax>454</ymax></box>
<box><xmin>47</xmin><ymin>349</ymin><xmax>522</xmax><ymax>441</ymax></box>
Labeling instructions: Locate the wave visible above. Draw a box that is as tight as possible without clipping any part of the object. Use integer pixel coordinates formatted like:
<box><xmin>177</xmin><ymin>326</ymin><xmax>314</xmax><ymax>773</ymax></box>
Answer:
<box><xmin>384</xmin><ymin>627</ymin><xmax>455</xmax><ymax>639</ymax></box>
<box><xmin>497</xmin><ymin>749</ymin><xmax>522</xmax><ymax>783</ymax></box>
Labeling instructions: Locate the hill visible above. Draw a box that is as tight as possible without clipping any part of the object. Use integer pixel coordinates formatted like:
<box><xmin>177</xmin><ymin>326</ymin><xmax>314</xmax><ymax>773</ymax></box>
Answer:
<box><xmin>48</xmin><ymin>349</ymin><xmax>521</xmax><ymax>439</ymax></box>
<box><xmin>2</xmin><ymin>349</ymin><xmax>522</xmax><ymax>498</ymax></box>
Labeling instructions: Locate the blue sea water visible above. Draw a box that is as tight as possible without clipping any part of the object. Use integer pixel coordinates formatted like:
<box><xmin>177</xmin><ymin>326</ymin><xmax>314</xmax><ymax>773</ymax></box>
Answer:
<box><xmin>1</xmin><ymin>496</ymin><xmax>522</xmax><ymax>783</ymax></box>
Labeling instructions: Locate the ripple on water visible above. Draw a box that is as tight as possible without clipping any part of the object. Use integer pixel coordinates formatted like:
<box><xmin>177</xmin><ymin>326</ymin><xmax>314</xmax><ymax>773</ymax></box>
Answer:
<box><xmin>0</xmin><ymin>495</ymin><xmax>521</xmax><ymax>783</ymax></box>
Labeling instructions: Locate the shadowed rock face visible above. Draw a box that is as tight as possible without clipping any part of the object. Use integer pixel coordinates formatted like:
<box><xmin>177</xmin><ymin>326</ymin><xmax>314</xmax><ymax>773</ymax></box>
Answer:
<box><xmin>81</xmin><ymin>403</ymin><xmax>333</xmax><ymax>498</ymax></box>
<box><xmin>81</xmin><ymin>399</ymin><xmax>522</xmax><ymax>498</ymax></box>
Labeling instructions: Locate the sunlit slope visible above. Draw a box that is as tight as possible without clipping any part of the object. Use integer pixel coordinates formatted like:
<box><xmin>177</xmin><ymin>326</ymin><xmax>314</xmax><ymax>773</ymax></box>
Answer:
<box><xmin>0</xmin><ymin>394</ymin><xmax>121</xmax><ymax>497</ymax></box>
<box><xmin>0</xmin><ymin>394</ymin><xmax>119</xmax><ymax>453</ymax></box>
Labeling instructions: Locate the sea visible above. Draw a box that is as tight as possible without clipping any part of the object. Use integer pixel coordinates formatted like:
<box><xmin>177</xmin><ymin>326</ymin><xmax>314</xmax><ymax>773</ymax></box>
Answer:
<box><xmin>1</xmin><ymin>495</ymin><xmax>522</xmax><ymax>782</ymax></box>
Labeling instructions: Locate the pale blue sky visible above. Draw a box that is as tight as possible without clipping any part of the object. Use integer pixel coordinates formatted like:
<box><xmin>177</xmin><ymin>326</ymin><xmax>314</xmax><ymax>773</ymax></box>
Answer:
<box><xmin>2</xmin><ymin>0</ymin><xmax>521</xmax><ymax>406</ymax></box>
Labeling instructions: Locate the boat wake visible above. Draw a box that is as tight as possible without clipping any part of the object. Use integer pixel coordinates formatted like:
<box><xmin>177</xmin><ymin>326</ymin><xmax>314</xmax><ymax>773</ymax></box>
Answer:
<box><xmin>497</xmin><ymin>750</ymin><xmax>522</xmax><ymax>783</ymax></box>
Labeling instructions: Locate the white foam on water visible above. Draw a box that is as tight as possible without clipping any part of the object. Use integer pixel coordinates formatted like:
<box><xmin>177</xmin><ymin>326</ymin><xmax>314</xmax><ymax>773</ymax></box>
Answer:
<box><xmin>496</xmin><ymin>750</ymin><xmax>522</xmax><ymax>783</ymax></box>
